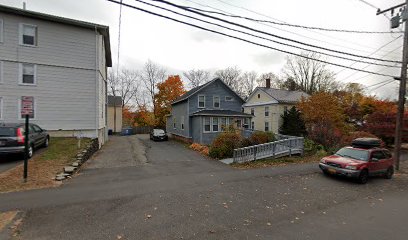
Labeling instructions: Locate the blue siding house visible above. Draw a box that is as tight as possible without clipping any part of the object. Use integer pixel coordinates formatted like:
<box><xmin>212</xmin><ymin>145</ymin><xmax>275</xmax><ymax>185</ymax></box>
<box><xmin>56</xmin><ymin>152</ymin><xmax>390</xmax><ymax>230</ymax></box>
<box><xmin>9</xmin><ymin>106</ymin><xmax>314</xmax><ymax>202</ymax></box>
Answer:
<box><xmin>166</xmin><ymin>78</ymin><xmax>253</xmax><ymax>145</ymax></box>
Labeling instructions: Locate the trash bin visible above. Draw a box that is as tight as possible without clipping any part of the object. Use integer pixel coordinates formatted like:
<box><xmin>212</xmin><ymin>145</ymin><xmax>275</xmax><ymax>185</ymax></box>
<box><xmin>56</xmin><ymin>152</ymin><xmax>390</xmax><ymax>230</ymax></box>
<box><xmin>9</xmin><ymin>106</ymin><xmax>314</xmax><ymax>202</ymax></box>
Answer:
<box><xmin>121</xmin><ymin>128</ymin><xmax>133</xmax><ymax>136</ymax></box>
<box><xmin>108</xmin><ymin>129</ymin><xmax>113</xmax><ymax>135</ymax></box>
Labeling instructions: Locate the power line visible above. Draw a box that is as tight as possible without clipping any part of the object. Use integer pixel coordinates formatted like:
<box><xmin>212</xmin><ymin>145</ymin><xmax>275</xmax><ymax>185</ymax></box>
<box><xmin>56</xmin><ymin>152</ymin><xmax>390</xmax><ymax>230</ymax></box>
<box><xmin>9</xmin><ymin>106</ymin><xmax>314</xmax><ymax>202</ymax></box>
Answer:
<box><xmin>184</xmin><ymin>5</ymin><xmax>402</xmax><ymax>34</ymax></box>
<box><xmin>131</xmin><ymin>0</ymin><xmax>399</xmax><ymax>68</ymax></box>
<box><xmin>152</xmin><ymin>0</ymin><xmax>401</xmax><ymax>64</ymax></box>
<box><xmin>210</xmin><ymin>0</ymin><xmax>399</xmax><ymax>56</ymax></box>
<box><xmin>370</xmin><ymin>79</ymin><xmax>396</xmax><ymax>91</ymax></box>
<box><xmin>105</xmin><ymin>0</ymin><xmax>396</xmax><ymax>77</ymax></box>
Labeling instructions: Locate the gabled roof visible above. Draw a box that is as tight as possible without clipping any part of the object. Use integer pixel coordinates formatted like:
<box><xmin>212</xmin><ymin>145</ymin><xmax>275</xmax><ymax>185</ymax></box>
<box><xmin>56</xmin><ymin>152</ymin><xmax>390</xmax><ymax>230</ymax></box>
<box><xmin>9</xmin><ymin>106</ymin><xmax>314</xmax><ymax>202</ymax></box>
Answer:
<box><xmin>172</xmin><ymin>78</ymin><xmax>244</xmax><ymax>105</ymax></box>
<box><xmin>107</xmin><ymin>95</ymin><xmax>122</xmax><ymax>107</ymax></box>
<box><xmin>0</xmin><ymin>4</ymin><xmax>112</xmax><ymax>67</ymax></box>
<box><xmin>191</xmin><ymin>109</ymin><xmax>253</xmax><ymax>117</ymax></box>
<box><xmin>248</xmin><ymin>87</ymin><xmax>309</xmax><ymax>104</ymax></box>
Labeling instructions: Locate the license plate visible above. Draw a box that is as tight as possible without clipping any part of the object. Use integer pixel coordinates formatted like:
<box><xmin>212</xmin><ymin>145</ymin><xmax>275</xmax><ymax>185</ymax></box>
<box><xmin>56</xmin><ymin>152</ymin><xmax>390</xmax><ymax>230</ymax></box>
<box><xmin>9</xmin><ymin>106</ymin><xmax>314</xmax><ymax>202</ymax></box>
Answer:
<box><xmin>328</xmin><ymin>168</ymin><xmax>336</xmax><ymax>174</ymax></box>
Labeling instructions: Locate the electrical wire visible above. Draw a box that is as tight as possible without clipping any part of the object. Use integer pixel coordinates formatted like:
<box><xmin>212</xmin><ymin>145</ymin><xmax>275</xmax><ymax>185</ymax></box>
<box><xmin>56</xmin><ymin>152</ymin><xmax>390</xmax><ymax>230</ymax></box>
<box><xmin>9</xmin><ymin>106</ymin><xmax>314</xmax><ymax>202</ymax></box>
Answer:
<box><xmin>370</xmin><ymin>79</ymin><xmax>396</xmax><ymax>91</ymax></box>
<box><xmin>183</xmin><ymin>5</ymin><xmax>402</xmax><ymax>34</ymax></box>
<box><xmin>105</xmin><ymin>0</ymin><xmax>396</xmax><ymax>78</ymax></box>
<box><xmin>131</xmin><ymin>0</ymin><xmax>399</xmax><ymax>68</ymax></box>
<box><xmin>152</xmin><ymin>0</ymin><xmax>401</xmax><ymax>64</ymax></box>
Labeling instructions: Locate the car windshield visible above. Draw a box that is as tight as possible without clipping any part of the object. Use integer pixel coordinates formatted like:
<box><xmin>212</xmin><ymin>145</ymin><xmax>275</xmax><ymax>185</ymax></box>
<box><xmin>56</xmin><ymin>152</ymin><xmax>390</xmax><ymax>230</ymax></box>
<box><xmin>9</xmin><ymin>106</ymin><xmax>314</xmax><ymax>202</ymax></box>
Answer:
<box><xmin>0</xmin><ymin>127</ymin><xmax>16</xmax><ymax>137</ymax></box>
<box><xmin>335</xmin><ymin>148</ymin><xmax>369</xmax><ymax>161</ymax></box>
<box><xmin>153</xmin><ymin>129</ymin><xmax>165</xmax><ymax>134</ymax></box>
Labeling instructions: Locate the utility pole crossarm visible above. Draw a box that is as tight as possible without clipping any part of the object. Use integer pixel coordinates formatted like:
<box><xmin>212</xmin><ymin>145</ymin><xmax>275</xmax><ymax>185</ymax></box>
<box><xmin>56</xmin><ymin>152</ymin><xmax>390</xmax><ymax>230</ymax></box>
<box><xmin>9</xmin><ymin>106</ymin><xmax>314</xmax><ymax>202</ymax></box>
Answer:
<box><xmin>377</xmin><ymin>2</ymin><xmax>405</xmax><ymax>15</ymax></box>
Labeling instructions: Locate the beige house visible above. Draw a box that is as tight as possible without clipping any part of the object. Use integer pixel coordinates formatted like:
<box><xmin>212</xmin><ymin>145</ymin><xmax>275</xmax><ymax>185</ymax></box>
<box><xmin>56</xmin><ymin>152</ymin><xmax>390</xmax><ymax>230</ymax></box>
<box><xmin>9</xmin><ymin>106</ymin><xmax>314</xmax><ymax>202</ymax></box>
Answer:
<box><xmin>243</xmin><ymin>80</ymin><xmax>308</xmax><ymax>134</ymax></box>
<box><xmin>107</xmin><ymin>96</ymin><xmax>122</xmax><ymax>133</ymax></box>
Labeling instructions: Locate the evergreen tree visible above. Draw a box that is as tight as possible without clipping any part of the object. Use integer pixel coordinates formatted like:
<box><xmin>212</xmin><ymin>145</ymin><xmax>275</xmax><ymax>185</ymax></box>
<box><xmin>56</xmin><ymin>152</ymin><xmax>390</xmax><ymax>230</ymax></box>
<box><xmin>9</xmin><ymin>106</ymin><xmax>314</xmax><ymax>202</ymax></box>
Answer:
<box><xmin>279</xmin><ymin>106</ymin><xmax>307</xmax><ymax>136</ymax></box>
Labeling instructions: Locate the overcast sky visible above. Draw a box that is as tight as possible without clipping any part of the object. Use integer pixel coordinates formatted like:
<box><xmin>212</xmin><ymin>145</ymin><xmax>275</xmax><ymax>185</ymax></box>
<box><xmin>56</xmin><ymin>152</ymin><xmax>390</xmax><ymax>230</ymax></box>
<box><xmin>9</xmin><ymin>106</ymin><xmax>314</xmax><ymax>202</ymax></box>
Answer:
<box><xmin>0</xmin><ymin>0</ymin><xmax>404</xmax><ymax>98</ymax></box>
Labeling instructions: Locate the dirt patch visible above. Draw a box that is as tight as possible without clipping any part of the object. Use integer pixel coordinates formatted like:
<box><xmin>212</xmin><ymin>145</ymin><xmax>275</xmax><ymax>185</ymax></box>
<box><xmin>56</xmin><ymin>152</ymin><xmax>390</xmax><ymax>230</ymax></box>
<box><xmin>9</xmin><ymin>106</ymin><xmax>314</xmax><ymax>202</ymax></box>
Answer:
<box><xmin>231</xmin><ymin>154</ymin><xmax>321</xmax><ymax>169</ymax></box>
<box><xmin>0</xmin><ymin>138</ymin><xmax>91</xmax><ymax>193</ymax></box>
<box><xmin>0</xmin><ymin>211</ymin><xmax>18</xmax><ymax>232</ymax></box>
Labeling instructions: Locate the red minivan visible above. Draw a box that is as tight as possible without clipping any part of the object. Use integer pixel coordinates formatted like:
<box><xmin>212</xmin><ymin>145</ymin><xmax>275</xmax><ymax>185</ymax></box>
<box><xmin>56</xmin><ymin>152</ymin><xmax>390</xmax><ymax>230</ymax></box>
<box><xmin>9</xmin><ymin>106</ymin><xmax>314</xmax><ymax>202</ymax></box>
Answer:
<box><xmin>319</xmin><ymin>142</ymin><xmax>394</xmax><ymax>184</ymax></box>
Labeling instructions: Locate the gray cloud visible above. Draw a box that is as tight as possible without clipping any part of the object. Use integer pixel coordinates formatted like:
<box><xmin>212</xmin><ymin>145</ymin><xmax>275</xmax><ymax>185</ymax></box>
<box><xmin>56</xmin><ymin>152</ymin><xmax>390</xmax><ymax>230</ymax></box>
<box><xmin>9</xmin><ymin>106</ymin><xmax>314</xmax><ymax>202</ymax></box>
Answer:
<box><xmin>190</xmin><ymin>30</ymin><xmax>225</xmax><ymax>43</ymax></box>
<box><xmin>252</xmin><ymin>51</ymin><xmax>285</xmax><ymax>67</ymax></box>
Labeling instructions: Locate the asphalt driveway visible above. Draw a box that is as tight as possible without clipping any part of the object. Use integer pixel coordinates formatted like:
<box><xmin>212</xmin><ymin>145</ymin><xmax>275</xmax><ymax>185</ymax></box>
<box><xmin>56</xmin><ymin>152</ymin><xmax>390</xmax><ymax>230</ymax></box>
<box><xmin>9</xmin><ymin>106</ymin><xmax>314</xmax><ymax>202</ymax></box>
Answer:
<box><xmin>0</xmin><ymin>135</ymin><xmax>407</xmax><ymax>240</ymax></box>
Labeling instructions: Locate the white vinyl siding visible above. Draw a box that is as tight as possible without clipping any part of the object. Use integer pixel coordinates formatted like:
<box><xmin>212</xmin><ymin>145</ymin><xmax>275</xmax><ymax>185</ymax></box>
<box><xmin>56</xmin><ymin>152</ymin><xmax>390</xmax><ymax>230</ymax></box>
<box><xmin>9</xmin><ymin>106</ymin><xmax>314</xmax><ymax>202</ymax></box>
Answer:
<box><xmin>225</xmin><ymin>96</ymin><xmax>233</xmax><ymax>101</ymax></box>
<box><xmin>0</xmin><ymin>61</ymin><xmax>3</xmax><ymax>83</ymax></box>
<box><xmin>198</xmin><ymin>95</ymin><xmax>205</xmax><ymax>108</ymax></box>
<box><xmin>213</xmin><ymin>96</ymin><xmax>220</xmax><ymax>108</ymax></box>
<box><xmin>0</xmin><ymin>97</ymin><xmax>3</xmax><ymax>120</ymax></box>
<box><xmin>19</xmin><ymin>23</ymin><xmax>37</xmax><ymax>46</ymax></box>
<box><xmin>19</xmin><ymin>63</ymin><xmax>37</xmax><ymax>85</ymax></box>
<box><xmin>0</xmin><ymin>19</ymin><xmax>3</xmax><ymax>43</ymax></box>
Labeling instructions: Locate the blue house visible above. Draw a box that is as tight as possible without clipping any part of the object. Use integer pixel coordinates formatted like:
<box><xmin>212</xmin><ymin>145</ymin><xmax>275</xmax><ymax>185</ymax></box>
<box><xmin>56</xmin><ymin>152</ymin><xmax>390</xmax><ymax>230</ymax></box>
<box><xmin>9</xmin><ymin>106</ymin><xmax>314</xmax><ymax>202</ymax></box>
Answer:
<box><xmin>166</xmin><ymin>78</ymin><xmax>253</xmax><ymax>145</ymax></box>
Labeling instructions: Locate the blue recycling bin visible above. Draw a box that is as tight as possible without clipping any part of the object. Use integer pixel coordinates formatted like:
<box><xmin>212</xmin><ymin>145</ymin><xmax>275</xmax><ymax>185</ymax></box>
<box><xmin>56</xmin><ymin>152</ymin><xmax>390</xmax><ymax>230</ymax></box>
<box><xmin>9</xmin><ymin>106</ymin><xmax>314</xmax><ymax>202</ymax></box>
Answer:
<box><xmin>121</xmin><ymin>128</ymin><xmax>133</xmax><ymax>136</ymax></box>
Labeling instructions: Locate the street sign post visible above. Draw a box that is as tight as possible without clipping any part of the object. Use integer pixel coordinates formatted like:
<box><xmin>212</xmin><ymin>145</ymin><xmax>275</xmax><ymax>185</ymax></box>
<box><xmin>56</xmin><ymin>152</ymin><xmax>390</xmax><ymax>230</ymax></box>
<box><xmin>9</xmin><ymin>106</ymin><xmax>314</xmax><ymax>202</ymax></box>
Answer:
<box><xmin>21</xmin><ymin>96</ymin><xmax>34</xmax><ymax>182</ymax></box>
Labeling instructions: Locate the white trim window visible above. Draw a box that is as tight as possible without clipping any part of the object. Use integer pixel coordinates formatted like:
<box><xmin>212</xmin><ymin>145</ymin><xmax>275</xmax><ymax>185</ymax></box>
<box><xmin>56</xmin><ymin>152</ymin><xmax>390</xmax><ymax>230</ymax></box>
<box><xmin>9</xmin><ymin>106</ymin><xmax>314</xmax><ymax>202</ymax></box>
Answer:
<box><xmin>212</xmin><ymin>117</ymin><xmax>219</xmax><ymax>132</ymax></box>
<box><xmin>225</xmin><ymin>96</ymin><xmax>233</xmax><ymax>101</ymax></box>
<box><xmin>19</xmin><ymin>63</ymin><xmax>37</xmax><ymax>85</ymax></box>
<box><xmin>264</xmin><ymin>106</ymin><xmax>269</xmax><ymax>117</ymax></box>
<box><xmin>203</xmin><ymin>117</ymin><xmax>211</xmax><ymax>132</ymax></box>
<box><xmin>0</xmin><ymin>19</ymin><xmax>3</xmax><ymax>43</ymax></box>
<box><xmin>19</xmin><ymin>23</ymin><xmax>37</xmax><ymax>46</ymax></box>
<box><xmin>220</xmin><ymin>117</ymin><xmax>227</xmax><ymax>130</ymax></box>
<box><xmin>198</xmin><ymin>95</ymin><xmax>205</xmax><ymax>108</ymax></box>
<box><xmin>213</xmin><ymin>96</ymin><xmax>220</xmax><ymax>108</ymax></box>
<box><xmin>244</xmin><ymin>118</ymin><xmax>249</xmax><ymax>129</ymax></box>
<box><xmin>19</xmin><ymin>96</ymin><xmax>35</xmax><ymax>119</ymax></box>
<box><xmin>173</xmin><ymin>117</ymin><xmax>177</xmax><ymax>129</ymax></box>
<box><xmin>0</xmin><ymin>61</ymin><xmax>3</xmax><ymax>84</ymax></box>
<box><xmin>181</xmin><ymin>116</ymin><xmax>185</xmax><ymax>130</ymax></box>
<box><xmin>265</xmin><ymin>122</ymin><xmax>269</xmax><ymax>132</ymax></box>
<box><xmin>0</xmin><ymin>97</ymin><xmax>3</xmax><ymax>120</ymax></box>
<box><xmin>250</xmin><ymin>108</ymin><xmax>254</xmax><ymax>115</ymax></box>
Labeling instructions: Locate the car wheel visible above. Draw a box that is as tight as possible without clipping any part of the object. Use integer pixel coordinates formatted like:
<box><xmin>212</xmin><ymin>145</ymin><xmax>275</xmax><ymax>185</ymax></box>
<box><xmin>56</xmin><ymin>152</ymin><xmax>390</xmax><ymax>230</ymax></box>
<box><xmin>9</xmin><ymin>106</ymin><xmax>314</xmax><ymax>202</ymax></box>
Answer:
<box><xmin>43</xmin><ymin>137</ymin><xmax>49</xmax><ymax>148</ymax></box>
<box><xmin>384</xmin><ymin>166</ymin><xmax>394</xmax><ymax>179</ymax></box>
<box><xmin>358</xmin><ymin>169</ymin><xmax>369</xmax><ymax>184</ymax></box>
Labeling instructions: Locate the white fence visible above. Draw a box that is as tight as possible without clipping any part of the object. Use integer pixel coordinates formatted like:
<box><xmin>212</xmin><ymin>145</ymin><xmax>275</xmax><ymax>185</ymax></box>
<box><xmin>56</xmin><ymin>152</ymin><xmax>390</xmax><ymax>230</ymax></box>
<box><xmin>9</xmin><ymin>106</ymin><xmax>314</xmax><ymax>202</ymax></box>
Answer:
<box><xmin>232</xmin><ymin>134</ymin><xmax>304</xmax><ymax>163</ymax></box>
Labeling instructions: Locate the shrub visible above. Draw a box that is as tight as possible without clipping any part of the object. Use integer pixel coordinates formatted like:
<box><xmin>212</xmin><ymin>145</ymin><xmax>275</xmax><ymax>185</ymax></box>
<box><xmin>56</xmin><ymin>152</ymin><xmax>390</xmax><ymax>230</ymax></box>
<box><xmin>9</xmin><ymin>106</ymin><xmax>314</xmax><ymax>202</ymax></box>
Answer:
<box><xmin>209</xmin><ymin>132</ymin><xmax>243</xmax><ymax>159</ymax></box>
<box><xmin>249</xmin><ymin>131</ymin><xmax>275</xmax><ymax>145</ymax></box>
<box><xmin>303</xmin><ymin>138</ymin><xmax>324</xmax><ymax>155</ymax></box>
<box><xmin>240</xmin><ymin>138</ymin><xmax>253</xmax><ymax>148</ymax></box>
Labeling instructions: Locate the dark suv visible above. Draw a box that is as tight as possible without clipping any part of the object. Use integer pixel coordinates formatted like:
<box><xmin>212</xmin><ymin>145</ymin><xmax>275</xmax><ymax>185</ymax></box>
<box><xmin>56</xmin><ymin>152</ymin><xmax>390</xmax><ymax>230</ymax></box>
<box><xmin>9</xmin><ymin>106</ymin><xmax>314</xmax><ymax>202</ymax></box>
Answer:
<box><xmin>0</xmin><ymin>123</ymin><xmax>49</xmax><ymax>158</ymax></box>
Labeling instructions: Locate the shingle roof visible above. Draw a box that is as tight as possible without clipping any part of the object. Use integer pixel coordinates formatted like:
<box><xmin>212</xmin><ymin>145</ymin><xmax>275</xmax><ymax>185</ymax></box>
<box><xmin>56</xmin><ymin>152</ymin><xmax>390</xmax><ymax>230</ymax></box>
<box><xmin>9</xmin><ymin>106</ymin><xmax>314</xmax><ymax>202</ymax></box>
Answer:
<box><xmin>260</xmin><ymin>88</ymin><xmax>309</xmax><ymax>103</ymax></box>
<box><xmin>192</xmin><ymin>109</ymin><xmax>253</xmax><ymax>117</ymax></box>
<box><xmin>107</xmin><ymin>96</ymin><xmax>122</xmax><ymax>107</ymax></box>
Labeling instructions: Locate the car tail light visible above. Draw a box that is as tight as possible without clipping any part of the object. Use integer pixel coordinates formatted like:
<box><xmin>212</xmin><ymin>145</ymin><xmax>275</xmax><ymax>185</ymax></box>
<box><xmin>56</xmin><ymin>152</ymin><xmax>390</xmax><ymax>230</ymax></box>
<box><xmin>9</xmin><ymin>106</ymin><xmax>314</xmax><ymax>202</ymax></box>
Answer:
<box><xmin>17</xmin><ymin>128</ymin><xmax>25</xmax><ymax>144</ymax></box>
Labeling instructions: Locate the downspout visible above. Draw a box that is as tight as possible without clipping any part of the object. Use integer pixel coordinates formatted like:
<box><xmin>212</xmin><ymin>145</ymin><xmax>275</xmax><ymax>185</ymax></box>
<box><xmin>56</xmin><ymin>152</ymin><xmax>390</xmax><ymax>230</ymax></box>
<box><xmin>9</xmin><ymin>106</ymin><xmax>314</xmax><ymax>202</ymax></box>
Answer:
<box><xmin>94</xmin><ymin>26</ymin><xmax>99</xmax><ymax>142</ymax></box>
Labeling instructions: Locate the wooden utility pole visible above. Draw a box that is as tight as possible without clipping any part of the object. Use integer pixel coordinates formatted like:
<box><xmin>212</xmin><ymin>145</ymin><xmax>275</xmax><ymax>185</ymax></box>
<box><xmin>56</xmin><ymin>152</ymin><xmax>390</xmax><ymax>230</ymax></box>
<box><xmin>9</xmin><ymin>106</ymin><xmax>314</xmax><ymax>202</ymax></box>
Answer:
<box><xmin>378</xmin><ymin>1</ymin><xmax>408</xmax><ymax>171</ymax></box>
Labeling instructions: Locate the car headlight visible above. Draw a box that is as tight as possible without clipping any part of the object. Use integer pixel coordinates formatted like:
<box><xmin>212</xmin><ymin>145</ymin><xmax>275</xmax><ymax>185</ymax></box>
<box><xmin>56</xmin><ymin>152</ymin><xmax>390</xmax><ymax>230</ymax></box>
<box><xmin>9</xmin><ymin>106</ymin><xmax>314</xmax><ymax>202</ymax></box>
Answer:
<box><xmin>345</xmin><ymin>165</ymin><xmax>357</xmax><ymax>170</ymax></box>
<box><xmin>320</xmin><ymin>159</ymin><xmax>325</xmax><ymax>163</ymax></box>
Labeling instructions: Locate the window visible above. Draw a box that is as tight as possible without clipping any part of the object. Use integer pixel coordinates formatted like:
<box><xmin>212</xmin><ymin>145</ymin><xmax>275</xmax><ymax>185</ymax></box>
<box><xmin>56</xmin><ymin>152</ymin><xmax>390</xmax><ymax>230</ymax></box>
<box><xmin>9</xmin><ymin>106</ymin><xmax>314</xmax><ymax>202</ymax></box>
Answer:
<box><xmin>198</xmin><ymin>95</ymin><xmax>205</xmax><ymax>108</ymax></box>
<box><xmin>225</xmin><ymin>96</ymin><xmax>233</xmax><ymax>101</ymax></box>
<box><xmin>0</xmin><ymin>97</ymin><xmax>3</xmax><ymax>120</ymax></box>
<box><xmin>19</xmin><ymin>96</ymin><xmax>35</xmax><ymax>119</ymax></box>
<box><xmin>204</xmin><ymin>117</ymin><xmax>211</xmax><ymax>132</ymax></box>
<box><xmin>250</xmin><ymin>108</ymin><xmax>254</xmax><ymax>115</ymax></box>
<box><xmin>20</xmin><ymin>24</ymin><xmax>37</xmax><ymax>46</ymax></box>
<box><xmin>244</xmin><ymin>118</ymin><xmax>249</xmax><ymax>129</ymax></box>
<box><xmin>229</xmin><ymin>117</ymin><xmax>234</xmax><ymax>127</ymax></box>
<box><xmin>265</xmin><ymin>106</ymin><xmax>269</xmax><ymax>117</ymax></box>
<box><xmin>181</xmin><ymin>116</ymin><xmax>185</xmax><ymax>130</ymax></box>
<box><xmin>19</xmin><ymin>63</ymin><xmax>36</xmax><ymax>85</ymax></box>
<box><xmin>212</xmin><ymin>117</ymin><xmax>219</xmax><ymax>132</ymax></box>
<box><xmin>257</xmin><ymin>94</ymin><xmax>260</xmax><ymax>99</ymax></box>
<box><xmin>383</xmin><ymin>150</ymin><xmax>392</xmax><ymax>159</ymax></box>
<box><xmin>371</xmin><ymin>151</ymin><xmax>386</xmax><ymax>160</ymax></box>
<box><xmin>213</xmin><ymin>96</ymin><xmax>220</xmax><ymax>108</ymax></box>
<box><xmin>173</xmin><ymin>117</ymin><xmax>176</xmax><ymax>129</ymax></box>
<box><xmin>265</xmin><ymin>122</ymin><xmax>269</xmax><ymax>131</ymax></box>
<box><xmin>236</xmin><ymin>119</ymin><xmax>242</xmax><ymax>128</ymax></box>
<box><xmin>31</xmin><ymin>124</ymin><xmax>43</xmax><ymax>133</ymax></box>
<box><xmin>251</xmin><ymin>121</ymin><xmax>255</xmax><ymax>130</ymax></box>
<box><xmin>0</xmin><ymin>19</ymin><xmax>3</xmax><ymax>43</ymax></box>
<box><xmin>221</xmin><ymin>117</ymin><xmax>227</xmax><ymax>130</ymax></box>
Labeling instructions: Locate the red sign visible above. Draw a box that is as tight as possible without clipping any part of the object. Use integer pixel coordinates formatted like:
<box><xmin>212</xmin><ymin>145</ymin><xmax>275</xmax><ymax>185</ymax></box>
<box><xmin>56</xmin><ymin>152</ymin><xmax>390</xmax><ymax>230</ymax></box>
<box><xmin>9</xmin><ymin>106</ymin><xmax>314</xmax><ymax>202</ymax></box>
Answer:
<box><xmin>21</xmin><ymin>96</ymin><xmax>34</xmax><ymax>116</ymax></box>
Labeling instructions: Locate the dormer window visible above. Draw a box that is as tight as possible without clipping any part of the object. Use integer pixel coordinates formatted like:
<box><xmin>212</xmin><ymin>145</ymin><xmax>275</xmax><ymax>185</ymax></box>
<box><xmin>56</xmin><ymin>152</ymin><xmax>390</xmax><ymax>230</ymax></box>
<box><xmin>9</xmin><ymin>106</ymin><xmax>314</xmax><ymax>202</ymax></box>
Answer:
<box><xmin>198</xmin><ymin>95</ymin><xmax>205</xmax><ymax>108</ymax></box>
<box><xmin>213</xmin><ymin>96</ymin><xmax>220</xmax><ymax>108</ymax></box>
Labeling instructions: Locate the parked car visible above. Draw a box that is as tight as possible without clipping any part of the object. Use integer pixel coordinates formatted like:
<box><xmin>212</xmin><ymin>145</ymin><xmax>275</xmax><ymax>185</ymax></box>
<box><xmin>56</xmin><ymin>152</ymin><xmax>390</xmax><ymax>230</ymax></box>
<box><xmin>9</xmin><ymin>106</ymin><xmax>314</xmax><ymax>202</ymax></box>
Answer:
<box><xmin>150</xmin><ymin>129</ymin><xmax>168</xmax><ymax>141</ymax></box>
<box><xmin>319</xmin><ymin>138</ymin><xmax>394</xmax><ymax>184</ymax></box>
<box><xmin>0</xmin><ymin>123</ymin><xmax>49</xmax><ymax>158</ymax></box>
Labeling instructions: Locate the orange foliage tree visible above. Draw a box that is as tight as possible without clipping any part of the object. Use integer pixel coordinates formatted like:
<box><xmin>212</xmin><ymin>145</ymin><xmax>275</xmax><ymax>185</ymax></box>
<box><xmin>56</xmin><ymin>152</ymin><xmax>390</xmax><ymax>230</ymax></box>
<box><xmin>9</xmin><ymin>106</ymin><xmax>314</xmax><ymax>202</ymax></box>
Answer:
<box><xmin>134</xmin><ymin>104</ymin><xmax>155</xmax><ymax>126</ymax></box>
<box><xmin>154</xmin><ymin>75</ymin><xmax>186</xmax><ymax>127</ymax></box>
<box><xmin>122</xmin><ymin>106</ymin><xmax>137</xmax><ymax>127</ymax></box>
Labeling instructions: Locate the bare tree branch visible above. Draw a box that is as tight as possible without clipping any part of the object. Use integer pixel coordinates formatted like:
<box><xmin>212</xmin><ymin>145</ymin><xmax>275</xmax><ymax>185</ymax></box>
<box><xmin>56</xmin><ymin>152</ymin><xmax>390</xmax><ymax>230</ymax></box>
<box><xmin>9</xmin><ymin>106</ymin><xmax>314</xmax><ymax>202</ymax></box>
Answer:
<box><xmin>140</xmin><ymin>60</ymin><xmax>166</xmax><ymax>113</ymax></box>
<box><xmin>183</xmin><ymin>69</ymin><xmax>211</xmax><ymax>88</ymax></box>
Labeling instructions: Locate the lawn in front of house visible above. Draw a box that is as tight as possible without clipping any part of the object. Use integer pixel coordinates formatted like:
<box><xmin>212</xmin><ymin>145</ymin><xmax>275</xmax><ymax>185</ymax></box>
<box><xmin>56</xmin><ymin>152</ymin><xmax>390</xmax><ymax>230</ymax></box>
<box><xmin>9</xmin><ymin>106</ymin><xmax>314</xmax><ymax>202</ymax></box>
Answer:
<box><xmin>0</xmin><ymin>137</ymin><xmax>91</xmax><ymax>193</ymax></box>
<box><xmin>230</xmin><ymin>154</ymin><xmax>322</xmax><ymax>169</ymax></box>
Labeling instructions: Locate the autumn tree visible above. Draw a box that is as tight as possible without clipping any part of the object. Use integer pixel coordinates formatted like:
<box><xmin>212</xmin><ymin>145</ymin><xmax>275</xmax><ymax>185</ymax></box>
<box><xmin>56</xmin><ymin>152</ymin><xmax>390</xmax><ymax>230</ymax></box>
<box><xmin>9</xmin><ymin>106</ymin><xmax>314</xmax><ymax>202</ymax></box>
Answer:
<box><xmin>122</xmin><ymin>106</ymin><xmax>137</xmax><ymax>127</ymax></box>
<box><xmin>134</xmin><ymin>104</ymin><xmax>155</xmax><ymax>126</ymax></box>
<box><xmin>279</xmin><ymin>106</ymin><xmax>307</xmax><ymax>136</ymax></box>
<box><xmin>283</xmin><ymin>52</ymin><xmax>337</xmax><ymax>94</ymax></box>
<box><xmin>140</xmin><ymin>60</ymin><xmax>166</xmax><ymax>114</ymax></box>
<box><xmin>183</xmin><ymin>69</ymin><xmax>211</xmax><ymax>88</ymax></box>
<box><xmin>297</xmin><ymin>92</ymin><xmax>348</xmax><ymax>149</ymax></box>
<box><xmin>154</xmin><ymin>75</ymin><xmax>186</xmax><ymax>127</ymax></box>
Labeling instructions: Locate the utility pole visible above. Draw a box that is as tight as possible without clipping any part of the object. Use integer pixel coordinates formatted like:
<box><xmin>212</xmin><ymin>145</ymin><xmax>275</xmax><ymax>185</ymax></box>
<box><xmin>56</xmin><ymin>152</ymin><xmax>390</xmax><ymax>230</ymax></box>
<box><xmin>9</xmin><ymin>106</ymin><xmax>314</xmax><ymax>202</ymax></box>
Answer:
<box><xmin>378</xmin><ymin>1</ymin><xmax>408</xmax><ymax>171</ymax></box>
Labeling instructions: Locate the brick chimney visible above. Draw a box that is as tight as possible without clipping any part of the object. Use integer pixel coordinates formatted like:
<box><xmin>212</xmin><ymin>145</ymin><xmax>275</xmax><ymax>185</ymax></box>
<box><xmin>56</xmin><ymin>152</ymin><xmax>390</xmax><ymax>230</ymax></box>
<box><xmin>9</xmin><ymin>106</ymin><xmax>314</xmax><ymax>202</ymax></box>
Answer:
<box><xmin>265</xmin><ymin>78</ymin><xmax>271</xmax><ymax>88</ymax></box>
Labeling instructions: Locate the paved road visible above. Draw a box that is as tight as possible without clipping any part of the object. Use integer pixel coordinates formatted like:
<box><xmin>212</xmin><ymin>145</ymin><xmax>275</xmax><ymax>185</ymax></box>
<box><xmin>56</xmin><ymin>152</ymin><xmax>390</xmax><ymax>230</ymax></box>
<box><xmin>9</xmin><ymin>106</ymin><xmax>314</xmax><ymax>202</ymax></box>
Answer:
<box><xmin>0</xmin><ymin>135</ymin><xmax>407</xmax><ymax>239</ymax></box>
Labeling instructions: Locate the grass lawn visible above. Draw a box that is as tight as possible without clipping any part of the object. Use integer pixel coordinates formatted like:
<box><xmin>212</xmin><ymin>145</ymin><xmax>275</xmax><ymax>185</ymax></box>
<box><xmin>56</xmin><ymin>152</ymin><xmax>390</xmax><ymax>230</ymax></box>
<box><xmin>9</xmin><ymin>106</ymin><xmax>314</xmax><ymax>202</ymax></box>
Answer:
<box><xmin>0</xmin><ymin>137</ymin><xmax>91</xmax><ymax>193</ymax></box>
<box><xmin>230</xmin><ymin>154</ymin><xmax>322</xmax><ymax>169</ymax></box>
